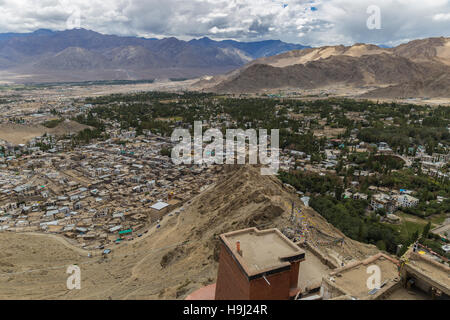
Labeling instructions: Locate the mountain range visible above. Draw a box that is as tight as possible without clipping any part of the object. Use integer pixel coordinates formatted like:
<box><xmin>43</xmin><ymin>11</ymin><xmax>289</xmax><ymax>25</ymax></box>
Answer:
<box><xmin>0</xmin><ymin>28</ymin><xmax>309</xmax><ymax>83</ymax></box>
<box><xmin>2</xmin><ymin>29</ymin><xmax>448</xmax><ymax>99</ymax></box>
<box><xmin>202</xmin><ymin>37</ymin><xmax>450</xmax><ymax>99</ymax></box>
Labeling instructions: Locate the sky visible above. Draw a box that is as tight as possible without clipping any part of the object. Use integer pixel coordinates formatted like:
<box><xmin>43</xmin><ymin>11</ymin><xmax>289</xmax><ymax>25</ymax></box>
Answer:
<box><xmin>0</xmin><ymin>0</ymin><xmax>449</xmax><ymax>46</ymax></box>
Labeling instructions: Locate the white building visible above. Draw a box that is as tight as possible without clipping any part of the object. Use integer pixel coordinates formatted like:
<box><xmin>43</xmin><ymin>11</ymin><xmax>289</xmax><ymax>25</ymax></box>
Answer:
<box><xmin>396</xmin><ymin>195</ymin><xmax>419</xmax><ymax>208</ymax></box>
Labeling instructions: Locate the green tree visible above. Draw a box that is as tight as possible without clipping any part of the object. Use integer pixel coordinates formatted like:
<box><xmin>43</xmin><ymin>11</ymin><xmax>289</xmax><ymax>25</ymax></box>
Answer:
<box><xmin>335</xmin><ymin>185</ymin><xmax>344</xmax><ymax>201</ymax></box>
<box><xmin>410</xmin><ymin>230</ymin><xmax>419</xmax><ymax>243</ymax></box>
<box><xmin>422</xmin><ymin>222</ymin><xmax>432</xmax><ymax>240</ymax></box>
<box><xmin>376</xmin><ymin>240</ymin><xmax>387</xmax><ymax>251</ymax></box>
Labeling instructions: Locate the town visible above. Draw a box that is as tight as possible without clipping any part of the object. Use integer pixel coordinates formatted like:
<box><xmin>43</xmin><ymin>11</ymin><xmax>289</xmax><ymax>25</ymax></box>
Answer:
<box><xmin>0</xmin><ymin>88</ymin><xmax>448</xmax><ymax>291</ymax></box>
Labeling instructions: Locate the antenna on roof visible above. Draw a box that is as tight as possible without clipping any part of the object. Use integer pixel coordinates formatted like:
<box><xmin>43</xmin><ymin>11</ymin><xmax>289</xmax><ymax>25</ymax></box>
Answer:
<box><xmin>263</xmin><ymin>275</ymin><xmax>271</xmax><ymax>286</ymax></box>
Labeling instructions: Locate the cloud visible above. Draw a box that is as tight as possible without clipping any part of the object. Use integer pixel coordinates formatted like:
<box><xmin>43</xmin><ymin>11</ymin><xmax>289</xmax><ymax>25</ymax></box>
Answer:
<box><xmin>433</xmin><ymin>13</ymin><xmax>450</xmax><ymax>21</ymax></box>
<box><xmin>310</xmin><ymin>0</ymin><xmax>450</xmax><ymax>46</ymax></box>
<box><xmin>0</xmin><ymin>0</ymin><xmax>448</xmax><ymax>46</ymax></box>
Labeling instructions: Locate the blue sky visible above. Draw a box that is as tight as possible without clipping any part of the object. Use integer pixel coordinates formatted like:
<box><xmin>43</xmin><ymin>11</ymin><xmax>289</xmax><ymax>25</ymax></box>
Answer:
<box><xmin>0</xmin><ymin>0</ymin><xmax>449</xmax><ymax>46</ymax></box>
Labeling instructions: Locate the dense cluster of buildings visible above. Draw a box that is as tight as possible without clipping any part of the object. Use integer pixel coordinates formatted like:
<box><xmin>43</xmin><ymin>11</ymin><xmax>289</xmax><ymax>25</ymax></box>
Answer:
<box><xmin>0</xmin><ymin>133</ymin><xmax>219</xmax><ymax>250</ymax></box>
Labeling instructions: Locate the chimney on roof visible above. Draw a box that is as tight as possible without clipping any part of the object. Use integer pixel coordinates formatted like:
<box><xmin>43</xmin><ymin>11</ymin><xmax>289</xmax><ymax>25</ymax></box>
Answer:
<box><xmin>236</xmin><ymin>241</ymin><xmax>242</xmax><ymax>256</ymax></box>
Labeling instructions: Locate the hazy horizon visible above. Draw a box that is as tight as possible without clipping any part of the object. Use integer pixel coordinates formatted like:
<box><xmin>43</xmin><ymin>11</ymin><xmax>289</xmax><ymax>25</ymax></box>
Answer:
<box><xmin>0</xmin><ymin>1</ymin><xmax>449</xmax><ymax>47</ymax></box>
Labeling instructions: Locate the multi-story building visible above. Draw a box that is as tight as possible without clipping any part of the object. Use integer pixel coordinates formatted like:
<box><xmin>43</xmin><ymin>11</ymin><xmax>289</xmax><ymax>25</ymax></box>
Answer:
<box><xmin>396</xmin><ymin>194</ymin><xmax>419</xmax><ymax>208</ymax></box>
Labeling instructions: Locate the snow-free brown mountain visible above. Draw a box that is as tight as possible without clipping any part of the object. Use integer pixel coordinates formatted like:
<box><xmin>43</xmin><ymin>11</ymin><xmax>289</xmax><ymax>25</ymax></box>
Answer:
<box><xmin>0</xmin><ymin>28</ymin><xmax>309</xmax><ymax>83</ymax></box>
<box><xmin>205</xmin><ymin>37</ymin><xmax>450</xmax><ymax>98</ymax></box>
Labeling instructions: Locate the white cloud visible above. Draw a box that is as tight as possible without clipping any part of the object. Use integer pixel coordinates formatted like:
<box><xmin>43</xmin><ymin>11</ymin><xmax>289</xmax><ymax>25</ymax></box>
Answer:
<box><xmin>433</xmin><ymin>13</ymin><xmax>450</xmax><ymax>21</ymax></box>
<box><xmin>0</xmin><ymin>0</ymin><xmax>448</xmax><ymax>46</ymax></box>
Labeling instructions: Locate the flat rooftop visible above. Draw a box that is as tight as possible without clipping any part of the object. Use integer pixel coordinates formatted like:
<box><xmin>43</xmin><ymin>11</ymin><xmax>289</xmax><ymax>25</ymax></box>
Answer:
<box><xmin>405</xmin><ymin>252</ymin><xmax>450</xmax><ymax>295</ymax></box>
<box><xmin>298</xmin><ymin>248</ymin><xmax>331</xmax><ymax>291</ymax></box>
<box><xmin>327</xmin><ymin>254</ymin><xmax>400</xmax><ymax>299</ymax></box>
<box><xmin>220</xmin><ymin>228</ymin><xmax>305</xmax><ymax>278</ymax></box>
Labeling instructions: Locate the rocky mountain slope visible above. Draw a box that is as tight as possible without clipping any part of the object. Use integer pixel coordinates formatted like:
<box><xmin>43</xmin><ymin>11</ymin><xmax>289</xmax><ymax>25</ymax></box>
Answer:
<box><xmin>0</xmin><ymin>29</ymin><xmax>309</xmax><ymax>83</ymax></box>
<box><xmin>363</xmin><ymin>72</ymin><xmax>450</xmax><ymax>99</ymax></box>
<box><xmin>204</xmin><ymin>37</ymin><xmax>450</xmax><ymax>98</ymax></box>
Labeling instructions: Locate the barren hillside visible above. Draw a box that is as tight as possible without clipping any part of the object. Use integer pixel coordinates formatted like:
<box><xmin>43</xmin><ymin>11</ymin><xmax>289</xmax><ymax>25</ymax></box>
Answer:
<box><xmin>393</xmin><ymin>37</ymin><xmax>450</xmax><ymax>66</ymax></box>
<box><xmin>200</xmin><ymin>37</ymin><xmax>450</xmax><ymax>98</ymax></box>
<box><xmin>363</xmin><ymin>71</ymin><xmax>450</xmax><ymax>99</ymax></box>
<box><xmin>253</xmin><ymin>44</ymin><xmax>392</xmax><ymax>68</ymax></box>
<box><xmin>0</xmin><ymin>120</ymin><xmax>92</xmax><ymax>145</ymax></box>
<box><xmin>212</xmin><ymin>54</ymin><xmax>445</xmax><ymax>93</ymax></box>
